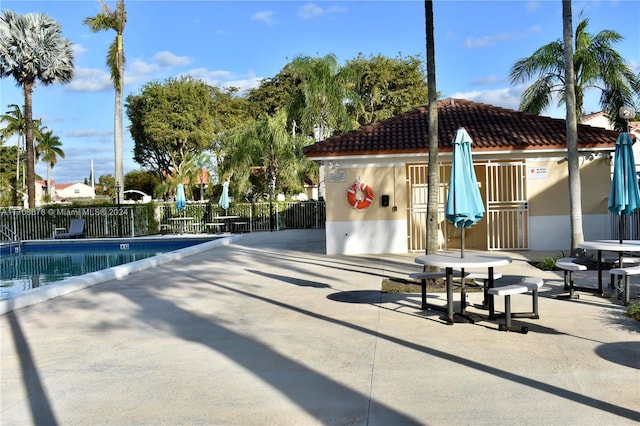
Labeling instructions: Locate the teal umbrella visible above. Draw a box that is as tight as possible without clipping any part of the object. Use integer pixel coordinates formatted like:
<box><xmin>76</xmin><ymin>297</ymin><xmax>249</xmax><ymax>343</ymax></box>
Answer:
<box><xmin>445</xmin><ymin>127</ymin><xmax>485</xmax><ymax>257</ymax></box>
<box><xmin>219</xmin><ymin>180</ymin><xmax>230</xmax><ymax>214</ymax></box>
<box><xmin>608</xmin><ymin>132</ymin><xmax>640</xmax><ymax>243</ymax></box>
<box><xmin>175</xmin><ymin>183</ymin><xmax>186</xmax><ymax>212</ymax></box>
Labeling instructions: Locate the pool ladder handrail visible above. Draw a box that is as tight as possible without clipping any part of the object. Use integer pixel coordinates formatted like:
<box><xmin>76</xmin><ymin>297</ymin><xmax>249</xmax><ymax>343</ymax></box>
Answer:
<box><xmin>0</xmin><ymin>224</ymin><xmax>21</xmax><ymax>254</ymax></box>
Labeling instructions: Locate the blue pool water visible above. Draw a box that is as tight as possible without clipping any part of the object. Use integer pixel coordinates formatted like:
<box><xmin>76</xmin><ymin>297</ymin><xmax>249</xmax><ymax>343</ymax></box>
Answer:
<box><xmin>0</xmin><ymin>237</ymin><xmax>220</xmax><ymax>300</ymax></box>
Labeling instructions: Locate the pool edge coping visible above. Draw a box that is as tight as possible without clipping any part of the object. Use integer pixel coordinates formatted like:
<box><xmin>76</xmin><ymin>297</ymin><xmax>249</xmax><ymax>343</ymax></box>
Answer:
<box><xmin>0</xmin><ymin>234</ymin><xmax>241</xmax><ymax>316</ymax></box>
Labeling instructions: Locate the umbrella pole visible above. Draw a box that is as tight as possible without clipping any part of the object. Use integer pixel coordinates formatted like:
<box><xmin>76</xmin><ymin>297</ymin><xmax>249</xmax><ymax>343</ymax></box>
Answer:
<box><xmin>619</xmin><ymin>215</ymin><xmax>624</xmax><ymax>244</ymax></box>
<box><xmin>461</xmin><ymin>228</ymin><xmax>465</xmax><ymax>258</ymax></box>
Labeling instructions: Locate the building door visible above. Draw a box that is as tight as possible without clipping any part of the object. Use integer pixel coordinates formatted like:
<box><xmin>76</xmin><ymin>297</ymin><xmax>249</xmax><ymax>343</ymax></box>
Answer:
<box><xmin>484</xmin><ymin>161</ymin><xmax>529</xmax><ymax>250</ymax></box>
<box><xmin>407</xmin><ymin>161</ymin><xmax>528</xmax><ymax>252</ymax></box>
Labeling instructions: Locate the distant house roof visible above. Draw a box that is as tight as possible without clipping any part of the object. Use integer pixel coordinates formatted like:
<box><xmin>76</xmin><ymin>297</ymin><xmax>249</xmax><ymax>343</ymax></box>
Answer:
<box><xmin>303</xmin><ymin>98</ymin><xmax>620</xmax><ymax>158</ymax></box>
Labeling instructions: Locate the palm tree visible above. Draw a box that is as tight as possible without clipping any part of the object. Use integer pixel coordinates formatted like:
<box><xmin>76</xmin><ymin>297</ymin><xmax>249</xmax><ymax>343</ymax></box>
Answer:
<box><xmin>84</xmin><ymin>0</ymin><xmax>127</xmax><ymax>202</ymax></box>
<box><xmin>288</xmin><ymin>53</ymin><xmax>358</xmax><ymax>200</ymax></box>
<box><xmin>509</xmin><ymin>15</ymin><xmax>640</xmax><ymax>131</ymax></box>
<box><xmin>288</xmin><ymin>53</ymin><xmax>357</xmax><ymax>142</ymax></box>
<box><xmin>223</xmin><ymin>110</ymin><xmax>296</xmax><ymax>228</ymax></box>
<box><xmin>425</xmin><ymin>0</ymin><xmax>440</xmax><ymax>256</ymax></box>
<box><xmin>0</xmin><ymin>11</ymin><xmax>74</xmax><ymax>208</ymax></box>
<box><xmin>36</xmin><ymin>129</ymin><xmax>65</xmax><ymax>195</ymax></box>
<box><xmin>0</xmin><ymin>104</ymin><xmax>26</xmax><ymax>193</ymax></box>
<box><xmin>562</xmin><ymin>0</ymin><xmax>584</xmax><ymax>255</ymax></box>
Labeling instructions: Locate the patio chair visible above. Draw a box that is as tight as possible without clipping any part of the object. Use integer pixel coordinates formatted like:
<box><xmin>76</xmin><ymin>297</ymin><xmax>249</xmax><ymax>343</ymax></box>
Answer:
<box><xmin>54</xmin><ymin>219</ymin><xmax>86</xmax><ymax>239</ymax></box>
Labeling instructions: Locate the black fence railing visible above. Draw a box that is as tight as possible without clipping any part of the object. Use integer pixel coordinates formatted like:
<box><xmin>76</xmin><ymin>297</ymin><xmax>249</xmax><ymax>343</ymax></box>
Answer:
<box><xmin>610</xmin><ymin>211</ymin><xmax>640</xmax><ymax>240</ymax></box>
<box><xmin>0</xmin><ymin>201</ymin><xmax>326</xmax><ymax>241</ymax></box>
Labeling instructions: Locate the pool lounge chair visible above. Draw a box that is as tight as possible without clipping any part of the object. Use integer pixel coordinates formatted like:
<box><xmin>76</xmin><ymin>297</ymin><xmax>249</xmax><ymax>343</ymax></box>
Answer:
<box><xmin>54</xmin><ymin>219</ymin><xmax>86</xmax><ymax>239</ymax></box>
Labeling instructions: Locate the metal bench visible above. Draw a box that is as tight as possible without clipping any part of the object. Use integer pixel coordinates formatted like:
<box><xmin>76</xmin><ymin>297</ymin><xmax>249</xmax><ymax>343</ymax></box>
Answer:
<box><xmin>232</xmin><ymin>221</ymin><xmax>249</xmax><ymax>233</ymax></box>
<box><xmin>409</xmin><ymin>271</ymin><xmax>448</xmax><ymax>310</ymax></box>
<box><xmin>609</xmin><ymin>265</ymin><xmax>640</xmax><ymax>306</ymax></box>
<box><xmin>205</xmin><ymin>222</ymin><xmax>225</xmax><ymax>233</ymax></box>
<box><xmin>603</xmin><ymin>255</ymin><xmax>640</xmax><ymax>289</ymax></box>
<box><xmin>555</xmin><ymin>257</ymin><xmax>588</xmax><ymax>299</ymax></box>
<box><xmin>470</xmin><ymin>272</ymin><xmax>503</xmax><ymax>309</ymax></box>
<box><xmin>487</xmin><ymin>276</ymin><xmax>543</xmax><ymax>333</ymax></box>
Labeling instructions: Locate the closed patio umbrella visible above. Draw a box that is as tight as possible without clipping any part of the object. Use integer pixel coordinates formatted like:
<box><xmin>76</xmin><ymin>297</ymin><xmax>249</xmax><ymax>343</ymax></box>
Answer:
<box><xmin>219</xmin><ymin>180</ymin><xmax>230</xmax><ymax>214</ymax></box>
<box><xmin>608</xmin><ymin>132</ymin><xmax>640</xmax><ymax>243</ymax></box>
<box><xmin>175</xmin><ymin>183</ymin><xmax>186</xmax><ymax>212</ymax></box>
<box><xmin>445</xmin><ymin>127</ymin><xmax>485</xmax><ymax>257</ymax></box>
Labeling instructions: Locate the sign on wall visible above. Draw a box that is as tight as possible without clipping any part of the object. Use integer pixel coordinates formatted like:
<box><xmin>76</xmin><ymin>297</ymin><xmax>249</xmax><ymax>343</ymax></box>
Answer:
<box><xmin>327</xmin><ymin>170</ymin><xmax>346</xmax><ymax>183</ymax></box>
<box><xmin>527</xmin><ymin>166</ymin><xmax>548</xmax><ymax>180</ymax></box>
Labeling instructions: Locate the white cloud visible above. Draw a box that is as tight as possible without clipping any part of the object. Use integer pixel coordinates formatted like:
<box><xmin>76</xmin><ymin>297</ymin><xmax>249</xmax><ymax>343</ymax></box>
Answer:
<box><xmin>298</xmin><ymin>3</ymin><xmax>323</xmax><ymax>19</ymax></box>
<box><xmin>298</xmin><ymin>3</ymin><xmax>347</xmax><ymax>20</ymax></box>
<box><xmin>153</xmin><ymin>51</ymin><xmax>191</xmax><ymax>67</ymax></box>
<box><xmin>129</xmin><ymin>59</ymin><xmax>160</xmax><ymax>75</ymax></box>
<box><xmin>66</xmin><ymin>129</ymin><xmax>111</xmax><ymax>138</ymax></box>
<box><xmin>186</xmin><ymin>67</ymin><xmax>233</xmax><ymax>83</ymax></box>
<box><xmin>464</xmin><ymin>26</ymin><xmax>542</xmax><ymax>48</ymax></box>
<box><xmin>470</xmin><ymin>75</ymin><xmax>502</xmax><ymax>86</ymax></box>
<box><xmin>526</xmin><ymin>1</ymin><xmax>540</xmax><ymax>13</ymax></box>
<box><xmin>73</xmin><ymin>43</ymin><xmax>88</xmax><ymax>57</ymax></box>
<box><xmin>450</xmin><ymin>85</ymin><xmax>567</xmax><ymax>119</ymax></box>
<box><xmin>251</xmin><ymin>11</ymin><xmax>276</xmax><ymax>27</ymax></box>
<box><xmin>449</xmin><ymin>86</ymin><xmax>524</xmax><ymax>111</ymax></box>
<box><xmin>66</xmin><ymin>67</ymin><xmax>112</xmax><ymax>92</ymax></box>
<box><xmin>185</xmin><ymin>68</ymin><xmax>262</xmax><ymax>93</ymax></box>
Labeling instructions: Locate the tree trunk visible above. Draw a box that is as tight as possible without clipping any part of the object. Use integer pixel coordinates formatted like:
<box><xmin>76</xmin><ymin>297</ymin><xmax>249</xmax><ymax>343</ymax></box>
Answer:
<box><xmin>24</xmin><ymin>82</ymin><xmax>36</xmax><ymax>208</ymax></box>
<box><xmin>562</xmin><ymin>0</ymin><xmax>584</xmax><ymax>255</ymax></box>
<box><xmin>114</xmin><ymin>34</ymin><xmax>125</xmax><ymax>202</ymax></box>
<box><xmin>425</xmin><ymin>0</ymin><xmax>440</xmax><ymax>256</ymax></box>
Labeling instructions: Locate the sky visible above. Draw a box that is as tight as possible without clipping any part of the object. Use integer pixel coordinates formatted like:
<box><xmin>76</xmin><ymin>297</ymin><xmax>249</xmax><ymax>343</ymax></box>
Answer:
<box><xmin>1</xmin><ymin>0</ymin><xmax>639</xmax><ymax>185</ymax></box>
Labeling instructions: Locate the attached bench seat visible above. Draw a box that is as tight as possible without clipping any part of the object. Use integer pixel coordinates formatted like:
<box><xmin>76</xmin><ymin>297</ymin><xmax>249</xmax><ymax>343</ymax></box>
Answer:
<box><xmin>609</xmin><ymin>265</ymin><xmax>640</xmax><ymax>306</ymax></box>
<box><xmin>470</xmin><ymin>272</ymin><xmax>503</xmax><ymax>308</ymax></box>
<box><xmin>409</xmin><ymin>271</ymin><xmax>448</xmax><ymax>310</ymax></box>
<box><xmin>555</xmin><ymin>257</ymin><xmax>587</xmax><ymax>299</ymax></box>
<box><xmin>205</xmin><ymin>222</ymin><xmax>225</xmax><ymax>233</ymax></box>
<box><xmin>233</xmin><ymin>221</ymin><xmax>249</xmax><ymax>233</ymax></box>
<box><xmin>603</xmin><ymin>255</ymin><xmax>640</xmax><ymax>289</ymax></box>
<box><xmin>487</xmin><ymin>276</ymin><xmax>544</xmax><ymax>333</ymax></box>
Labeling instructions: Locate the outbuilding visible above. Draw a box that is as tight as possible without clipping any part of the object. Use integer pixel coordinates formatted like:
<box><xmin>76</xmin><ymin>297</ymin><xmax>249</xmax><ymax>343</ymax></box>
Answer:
<box><xmin>303</xmin><ymin>98</ymin><xmax>624</xmax><ymax>255</ymax></box>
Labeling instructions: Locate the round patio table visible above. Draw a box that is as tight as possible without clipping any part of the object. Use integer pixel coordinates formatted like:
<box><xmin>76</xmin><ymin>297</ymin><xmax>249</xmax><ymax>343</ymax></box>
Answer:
<box><xmin>578</xmin><ymin>240</ymin><xmax>640</xmax><ymax>294</ymax></box>
<box><xmin>414</xmin><ymin>252</ymin><xmax>511</xmax><ymax>324</ymax></box>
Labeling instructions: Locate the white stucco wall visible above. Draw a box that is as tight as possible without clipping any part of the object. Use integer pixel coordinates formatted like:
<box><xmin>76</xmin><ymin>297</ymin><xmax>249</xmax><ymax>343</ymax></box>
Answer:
<box><xmin>528</xmin><ymin>214</ymin><xmax>610</xmax><ymax>251</ymax></box>
<box><xmin>326</xmin><ymin>219</ymin><xmax>408</xmax><ymax>255</ymax></box>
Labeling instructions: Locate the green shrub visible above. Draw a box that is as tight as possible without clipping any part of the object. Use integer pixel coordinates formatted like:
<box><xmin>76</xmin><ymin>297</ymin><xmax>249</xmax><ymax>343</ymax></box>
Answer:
<box><xmin>626</xmin><ymin>303</ymin><xmax>640</xmax><ymax>321</ymax></box>
<box><xmin>535</xmin><ymin>256</ymin><xmax>560</xmax><ymax>271</ymax></box>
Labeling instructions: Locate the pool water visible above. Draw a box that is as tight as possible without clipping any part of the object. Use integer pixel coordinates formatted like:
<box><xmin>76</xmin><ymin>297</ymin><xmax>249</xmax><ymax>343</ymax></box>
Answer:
<box><xmin>0</xmin><ymin>237</ymin><xmax>217</xmax><ymax>300</ymax></box>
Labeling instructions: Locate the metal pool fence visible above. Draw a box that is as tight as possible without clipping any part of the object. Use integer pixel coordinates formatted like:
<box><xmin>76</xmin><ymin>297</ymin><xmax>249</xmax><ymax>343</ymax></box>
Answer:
<box><xmin>0</xmin><ymin>200</ymin><xmax>326</xmax><ymax>241</ymax></box>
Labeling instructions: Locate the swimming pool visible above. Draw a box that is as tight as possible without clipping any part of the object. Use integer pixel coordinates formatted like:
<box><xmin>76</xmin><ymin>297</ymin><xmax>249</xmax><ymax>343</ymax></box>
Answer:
<box><xmin>0</xmin><ymin>235</ymin><xmax>234</xmax><ymax>314</ymax></box>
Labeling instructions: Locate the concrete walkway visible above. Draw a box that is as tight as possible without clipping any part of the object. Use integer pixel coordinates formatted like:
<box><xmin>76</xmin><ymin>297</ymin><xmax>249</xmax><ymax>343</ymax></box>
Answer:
<box><xmin>1</xmin><ymin>229</ymin><xmax>639</xmax><ymax>425</ymax></box>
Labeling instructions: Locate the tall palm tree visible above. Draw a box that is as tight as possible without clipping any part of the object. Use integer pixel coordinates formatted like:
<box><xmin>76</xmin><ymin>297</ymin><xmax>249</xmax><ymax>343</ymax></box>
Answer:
<box><xmin>288</xmin><ymin>53</ymin><xmax>357</xmax><ymax>141</ymax></box>
<box><xmin>228</xmin><ymin>110</ymin><xmax>296</xmax><ymax>231</ymax></box>
<box><xmin>0</xmin><ymin>11</ymin><xmax>74</xmax><ymax>208</ymax></box>
<box><xmin>84</xmin><ymin>0</ymin><xmax>127</xmax><ymax>202</ymax></box>
<box><xmin>0</xmin><ymin>104</ymin><xmax>26</xmax><ymax>192</ymax></box>
<box><xmin>509</xmin><ymin>15</ymin><xmax>640</xmax><ymax>131</ymax></box>
<box><xmin>288</xmin><ymin>53</ymin><xmax>357</xmax><ymax>200</ymax></box>
<box><xmin>562</xmin><ymin>0</ymin><xmax>584</xmax><ymax>255</ymax></box>
<box><xmin>425</xmin><ymin>0</ymin><xmax>440</xmax><ymax>256</ymax></box>
<box><xmin>223</xmin><ymin>110</ymin><xmax>296</xmax><ymax>202</ymax></box>
<box><xmin>36</xmin><ymin>129</ymin><xmax>65</xmax><ymax>194</ymax></box>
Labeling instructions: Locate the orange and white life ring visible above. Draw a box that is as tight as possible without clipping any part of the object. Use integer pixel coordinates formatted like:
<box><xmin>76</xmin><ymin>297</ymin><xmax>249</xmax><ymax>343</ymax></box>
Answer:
<box><xmin>347</xmin><ymin>179</ymin><xmax>374</xmax><ymax>209</ymax></box>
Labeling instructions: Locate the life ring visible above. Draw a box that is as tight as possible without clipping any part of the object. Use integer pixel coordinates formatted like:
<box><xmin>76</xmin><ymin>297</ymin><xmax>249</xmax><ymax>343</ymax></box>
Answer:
<box><xmin>347</xmin><ymin>179</ymin><xmax>374</xmax><ymax>209</ymax></box>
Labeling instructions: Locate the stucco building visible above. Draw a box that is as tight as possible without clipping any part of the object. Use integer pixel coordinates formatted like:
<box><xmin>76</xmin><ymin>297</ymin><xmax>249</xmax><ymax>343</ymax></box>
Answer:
<box><xmin>303</xmin><ymin>98</ymin><xmax>626</xmax><ymax>255</ymax></box>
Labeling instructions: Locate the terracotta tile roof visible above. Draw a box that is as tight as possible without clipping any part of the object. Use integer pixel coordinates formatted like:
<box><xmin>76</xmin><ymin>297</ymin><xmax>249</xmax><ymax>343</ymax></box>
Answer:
<box><xmin>303</xmin><ymin>98</ymin><xmax>620</xmax><ymax>158</ymax></box>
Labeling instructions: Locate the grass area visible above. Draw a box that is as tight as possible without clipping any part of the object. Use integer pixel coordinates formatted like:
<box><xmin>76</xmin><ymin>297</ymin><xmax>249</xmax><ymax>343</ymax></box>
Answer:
<box><xmin>381</xmin><ymin>277</ymin><xmax>483</xmax><ymax>294</ymax></box>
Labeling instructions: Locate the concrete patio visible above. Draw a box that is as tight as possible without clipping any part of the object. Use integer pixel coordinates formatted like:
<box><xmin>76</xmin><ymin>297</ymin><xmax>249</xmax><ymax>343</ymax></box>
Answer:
<box><xmin>1</xmin><ymin>229</ymin><xmax>638</xmax><ymax>425</ymax></box>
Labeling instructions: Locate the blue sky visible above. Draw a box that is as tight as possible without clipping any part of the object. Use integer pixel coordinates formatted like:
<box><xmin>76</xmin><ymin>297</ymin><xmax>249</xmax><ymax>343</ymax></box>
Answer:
<box><xmin>1</xmin><ymin>0</ymin><xmax>639</xmax><ymax>184</ymax></box>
